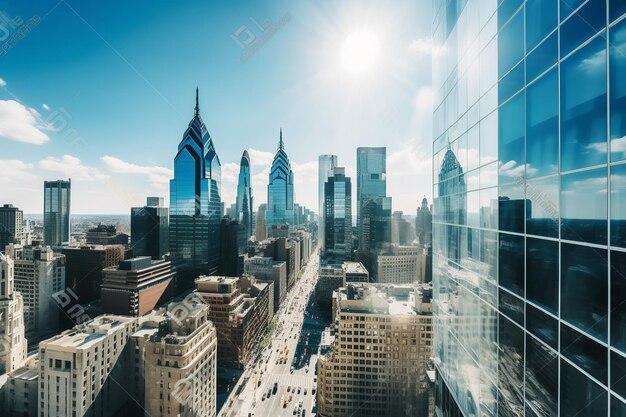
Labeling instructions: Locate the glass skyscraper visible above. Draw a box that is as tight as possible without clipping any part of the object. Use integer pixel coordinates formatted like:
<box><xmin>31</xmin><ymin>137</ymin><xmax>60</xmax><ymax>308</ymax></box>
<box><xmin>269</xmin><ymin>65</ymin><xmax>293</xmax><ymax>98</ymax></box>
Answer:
<box><xmin>236</xmin><ymin>150</ymin><xmax>254</xmax><ymax>239</ymax></box>
<box><xmin>319</xmin><ymin>154</ymin><xmax>338</xmax><ymax>251</ymax></box>
<box><xmin>356</xmin><ymin>147</ymin><xmax>390</xmax><ymax>249</ymax></box>
<box><xmin>169</xmin><ymin>89</ymin><xmax>221</xmax><ymax>282</ymax></box>
<box><xmin>43</xmin><ymin>179</ymin><xmax>71</xmax><ymax>246</ymax></box>
<box><xmin>432</xmin><ymin>1</ymin><xmax>626</xmax><ymax>416</ymax></box>
<box><xmin>130</xmin><ymin>197</ymin><xmax>169</xmax><ymax>260</ymax></box>
<box><xmin>267</xmin><ymin>129</ymin><xmax>295</xmax><ymax>228</ymax></box>
<box><xmin>323</xmin><ymin>166</ymin><xmax>352</xmax><ymax>264</ymax></box>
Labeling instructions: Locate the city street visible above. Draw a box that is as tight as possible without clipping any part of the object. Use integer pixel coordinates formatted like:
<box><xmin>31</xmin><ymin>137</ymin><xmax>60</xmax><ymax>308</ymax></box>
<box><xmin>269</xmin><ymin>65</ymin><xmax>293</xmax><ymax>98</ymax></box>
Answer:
<box><xmin>219</xmin><ymin>248</ymin><xmax>325</xmax><ymax>417</ymax></box>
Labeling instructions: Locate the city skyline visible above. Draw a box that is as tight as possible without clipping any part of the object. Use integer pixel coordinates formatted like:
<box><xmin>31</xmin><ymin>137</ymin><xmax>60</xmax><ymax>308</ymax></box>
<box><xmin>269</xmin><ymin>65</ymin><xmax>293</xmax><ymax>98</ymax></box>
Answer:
<box><xmin>0</xmin><ymin>0</ymin><xmax>433</xmax><ymax>215</ymax></box>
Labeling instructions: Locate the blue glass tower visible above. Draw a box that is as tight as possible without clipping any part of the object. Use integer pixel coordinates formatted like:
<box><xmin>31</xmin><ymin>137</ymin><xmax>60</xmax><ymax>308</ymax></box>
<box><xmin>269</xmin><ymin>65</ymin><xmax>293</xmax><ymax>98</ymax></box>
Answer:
<box><xmin>267</xmin><ymin>129</ymin><xmax>295</xmax><ymax>228</ymax></box>
<box><xmin>169</xmin><ymin>89</ymin><xmax>221</xmax><ymax>283</ymax></box>
<box><xmin>432</xmin><ymin>1</ymin><xmax>626</xmax><ymax>417</ymax></box>
<box><xmin>236</xmin><ymin>150</ymin><xmax>254</xmax><ymax>238</ymax></box>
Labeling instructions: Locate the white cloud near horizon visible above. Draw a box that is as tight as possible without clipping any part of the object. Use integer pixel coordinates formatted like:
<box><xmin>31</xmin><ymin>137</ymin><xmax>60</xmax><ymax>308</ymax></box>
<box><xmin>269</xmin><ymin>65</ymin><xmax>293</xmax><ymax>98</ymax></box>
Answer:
<box><xmin>0</xmin><ymin>100</ymin><xmax>51</xmax><ymax>144</ymax></box>
<box><xmin>0</xmin><ymin>78</ymin><xmax>6</xmax><ymax>87</ymax></box>
<box><xmin>39</xmin><ymin>155</ymin><xmax>109</xmax><ymax>181</ymax></box>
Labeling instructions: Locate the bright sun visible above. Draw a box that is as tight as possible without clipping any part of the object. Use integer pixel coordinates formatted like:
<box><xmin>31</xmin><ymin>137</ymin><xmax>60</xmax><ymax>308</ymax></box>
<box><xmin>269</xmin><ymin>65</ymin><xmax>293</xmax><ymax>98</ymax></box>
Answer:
<box><xmin>340</xmin><ymin>30</ymin><xmax>380</xmax><ymax>75</ymax></box>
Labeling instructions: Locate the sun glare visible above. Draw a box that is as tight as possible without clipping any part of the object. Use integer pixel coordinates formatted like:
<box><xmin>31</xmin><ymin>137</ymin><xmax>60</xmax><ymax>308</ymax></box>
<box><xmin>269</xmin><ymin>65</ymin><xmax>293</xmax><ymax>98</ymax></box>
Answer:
<box><xmin>340</xmin><ymin>30</ymin><xmax>380</xmax><ymax>75</ymax></box>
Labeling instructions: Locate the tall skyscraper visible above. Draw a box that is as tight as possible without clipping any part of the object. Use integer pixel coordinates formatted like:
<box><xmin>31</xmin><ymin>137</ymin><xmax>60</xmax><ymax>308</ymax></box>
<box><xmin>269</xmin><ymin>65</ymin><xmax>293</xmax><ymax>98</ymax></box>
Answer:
<box><xmin>266</xmin><ymin>129</ymin><xmax>295</xmax><ymax>229</ymax></box>
<box><xmin>432</xmin><ymin>2</ymin><xmax>626</xmax><ymax>417</ymax></box>
<box><xmin>415</xmin><ymin>197</ymin><xmax>432</xmax><ymax>246</ymax></box>
<box><xmin>255</xmin><ymin>203</ymin><xmax>268</xmax><ymax>241</ymax></box>
<box><xmin>43</xmin><ymin>179</ymin><xmax>71</xmax><ymax>246</ymax></box>
<box><xmin>0</xmin><ymin>204</ymin><xmax>24</xmax><ymax>249</ymax></box>
<box><xmin>356</xmin><ymin>147</ymin><xmax>391</xmax><ymax>253</ymax></box>
<box><xmin>323</xmin><ymin>166</ymin><xmax>352</xmax><ymax>263</ymax></box>
<box><xmin>236</xmin><ymin>150</ymin><xmax>254</xmax><ymax>238</ymax></box>
<box><xmin>130</xmin><ymin>196</ymin><xmax>169</xmax><ymax>260</ymax></box>
<box><xmin>169</xmin><ymin>89</ymin><xmax>222</xmax><ymax>281</ymax></box>
<box><xmin>318</xmin><ymin>155</ymin><xmax>338</xmax><ymax>251</ymax></box>
<box><xmin>0</xmin><ymin>252</ymin><xmax>27</xmax><ymax>374</ymax></box>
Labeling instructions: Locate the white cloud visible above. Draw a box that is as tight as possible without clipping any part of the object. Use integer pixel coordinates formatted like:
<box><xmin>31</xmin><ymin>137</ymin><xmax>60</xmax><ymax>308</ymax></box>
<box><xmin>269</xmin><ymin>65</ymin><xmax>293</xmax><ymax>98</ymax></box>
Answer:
<box><xmin>0</xmin><ymin>100</ymin><xmax>51</xmax><ymax>144</ymax></box>
<box><xmin>0</xmin><ymin>78</ymin><xmax>6</xmax><ymax>87</ymax></box>
<box><xmin>0</xmin><ymin>160</ymin><xmax>36</xmax><ymax>182</ymax></box>
<box><xmin>247</xmin><ymin>148</ymin><xmax>274</xmax><ymax>168</ymax></box>
<box><xmin>42</xmin><ymin>103</ymin><xmax>50</xmax><ymax>111</ymax></box>
<box><xmin>39</xmin><ymin>155</ymin><xmax>108</xmax><ymax>181</ymax></box>
<box><xmin>100</xmin><ymin>155</ymin><xmax>173</xmax><ymax>190</ymax></box>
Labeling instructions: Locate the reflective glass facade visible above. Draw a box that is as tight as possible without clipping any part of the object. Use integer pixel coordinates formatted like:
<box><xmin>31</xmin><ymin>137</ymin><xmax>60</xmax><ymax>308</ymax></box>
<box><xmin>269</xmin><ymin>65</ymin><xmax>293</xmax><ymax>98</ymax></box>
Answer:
<box><xmin>356</xmin><ymin>147</ymin><xmax>390</xmax><ymax>250</ymax></box>
<box><xmin>323</xmin><ymin>167</ymin><xmax>352</xmax><ymax>263</ymax></box>
<box><xmin>319</xmin><ymin>154</ymin><xmax>338</xmax><ymax>251</ymax></box>
<box><xmin>236</xmin><ymin>150</ymin><xmax>253</xmax><ymax>238</ymax></box>
<box><xmin>432</xmin><ymin>1</ymin><xmax>626</xmax><ymax>416</ymax></box>
<box><xmin>267</xmin><ymin>130</ymin><xmax>295</xmax><ymax>227</ymax></box>
<box><xmin>169</xmin><ymin>91</ymin><xmax>221</xmax><ymax>281</ymax></box>
<box><xmin>43</xmin><ymin>179</ymin><xmax>71</xmax><ymax>246</ymax></box>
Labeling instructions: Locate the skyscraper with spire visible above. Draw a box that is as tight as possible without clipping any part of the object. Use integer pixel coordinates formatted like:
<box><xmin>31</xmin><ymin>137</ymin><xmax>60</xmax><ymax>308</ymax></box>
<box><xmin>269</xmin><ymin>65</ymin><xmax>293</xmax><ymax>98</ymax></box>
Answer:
<box><xmin>169</xmin><ymin>89</ymin><xmax>222</xmax><ymax>284</ymax></box>
<box><xmin>236</xmin><ymin>150</ymin><xmax>253</xmax><ymax>239</ymax></box>
<box><xmin>266</xmin><ymin>129</ymin><xmax>295</xmax><ymax>230</ymax></box>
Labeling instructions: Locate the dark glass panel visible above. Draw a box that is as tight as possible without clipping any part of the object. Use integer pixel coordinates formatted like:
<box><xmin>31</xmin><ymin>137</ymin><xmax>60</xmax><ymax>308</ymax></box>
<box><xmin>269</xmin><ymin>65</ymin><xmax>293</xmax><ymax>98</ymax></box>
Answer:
<box><xmin>560</xmin><ymin>360</ymin><xmax>608</xmax><ymax>417</ymax></box>
<box><xmin>498</xmin><ymin>233</ymin><xmax>524</xmax><ymax>296</ymax></box>
<box><xmin>526</xmin><ymin>237</ymin><xmax>559</xmax><ymax>314</ymax></box>
<box><xmin>526</xmin><ymin>176</ymin><xmax>559</xmax><ymax>238</ymax></box>
<box><xmin>499</xmin><ymin>183</ymin><xmax>526</xmax><ymax>233</ymax></box>
<box><xmin>561</xmin><ymin>35</ymin><xmax>607</xmax><ymax>171</ymax></box>
<box><xmin>561</xmin><ymin>0</ymin><xmax>587</xmax><ymax>21</ymax></box>
<box><xmin>499</xmin><ymin>288</ymin><xmax>524</xmax><ymax>325</ymax></box>
<box><xmin>611</xmin><ymin>0</ymin><xmax>626</xmax><ymax>23</ymax></box>
<box><xmin>611</xmin><ymin>250</ymin><xmax>626</xmax><ymax>353</ymax></box>
<box><xmin>561</xmin><ymin>242</ymin><xmax>608</xmax><ymax>341</ymax></box>
<box><xmin>526</xmin><ymin>303</ymin><xmax>558</xmax><ymax>349</ymax></box>
<box><xmin>525</xmin><ymin>335</ymin><xmax>558</xmax><ymax>417</ymax></box>
<box><xmin>561</xmin><ymin>167</ymin><xmax>607</xmax><ymax>245</ymax></box>
<box><xmin>611</xmin><ymin>350</ymin><xmax>626</xmax><ymax>398</ymax></box>
<box><xmin>561</xmin><ymin>0</ymin><xmax>606</xmax><ymax>57</ymax></box>
<box><xmin>499</xmin><ymin>92</ymin><xmax>525</xmax><ymax>185</ymax></box>
<box><xmin>611</xmin><ymin>164</ymin><xmax>626</xmax><ymax>247</ymax></box>
<box><xmin>499</xmin><ymin>62</ymin><xmax>524</xmax><ymax>105</ymax></box>
<box><xmin>612</xmin><ymin>395</ymin><xmax>626</xmax><ymax>417</ymax></box>
<box><xmin>561</xmin><ymin>323</ymin><xmax>608</xmax><ymax>384</ymax></box>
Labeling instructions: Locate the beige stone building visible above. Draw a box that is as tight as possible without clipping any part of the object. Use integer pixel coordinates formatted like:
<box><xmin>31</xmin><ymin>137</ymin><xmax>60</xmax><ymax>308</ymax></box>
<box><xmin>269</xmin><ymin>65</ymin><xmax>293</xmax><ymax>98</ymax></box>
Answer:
<box><xmin>38</xmin><ymin>315</ymin><xmax>139</xmax><ymax>417</ymax></box>
<box><xmin>144</xmin><ymin>299</ymin><xmax>217</xmax><ymax>417</ymax></box>
<box><xmin>376</xmin><ymin>244</ymin><xmax>425</xmax><ymax>284</ymax></box>
<box><xmin>195</xmin><ymin>275</ymin><xmax>271</xmax><ymax>368</ymax></box>
<box><xmin>4</xmin><ymin>354</ymin><xmax>38</xmax><ymax>416</ymax></box>
<box><xmin>318</xmin><ymin>283</ymin><xmax>433</xmax><ymax>417</ymax></box>
<box><xmin>0</xmin><ymin>253</ymin><xmax>27</xmax><ymax>375</ymax></box>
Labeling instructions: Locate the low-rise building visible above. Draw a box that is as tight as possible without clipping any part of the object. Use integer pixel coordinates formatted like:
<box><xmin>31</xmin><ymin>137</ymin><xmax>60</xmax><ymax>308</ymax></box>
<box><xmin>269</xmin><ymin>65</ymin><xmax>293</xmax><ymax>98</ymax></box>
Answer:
<box><xmin>195</xmin><ymin>275</ymin><xmax>271</xmax><ymax>368</ymax></box>
<box><xmin>101</xmin><ymin>256</ymin><xmax>176</xmax><ymax>316</ymax></box>
<box><xmin>376</xmin><ymin>244</ymin><xmax>423</xmax><ymax>284</ymax></box>
<box><xmin>318</xmin><ymin>283</ymin><xmax>433</xmax><ymax>417</ymax></box>
<box><xmin>342</xmin><ymin>261</ymin><xmax>369</xmax><ymax>283</ymax></box>
<box><xmin>244</xmin><ymin>256</ymin><xmax>286</xmax><ymax>313</ymax></box>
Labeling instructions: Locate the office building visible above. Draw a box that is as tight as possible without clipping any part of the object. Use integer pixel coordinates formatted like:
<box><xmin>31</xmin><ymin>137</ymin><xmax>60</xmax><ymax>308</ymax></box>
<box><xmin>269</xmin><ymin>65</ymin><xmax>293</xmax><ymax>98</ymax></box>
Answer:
<box><xmin>391</xmin><ymin>211</ymin><xmax>415</xmax><ymax>246</ymax></box>
<box><xmin>319</xmin><ymin>155</ymin><xmax>338</xmax><ymax>251</ymax></box>
<box><xmin>4</xmin><ymin>355</ymin><xmax>38</xmax><ymax>416</ymax></box>
<box><xmin>130</xmin><ymin>197</ymin><xmax>169</xmax><ymax>260</ymax></box>
<box><xmin>101</xmin><ymin>257</ymin><xmax>176</xmax><ymax>317</ymax></box>
<box><xmin>144</xmin><ymin>301</ymin><xmax>217</xmax><ymax>417</ymax></box>
<box><xmin>85</xmin><ymin>224</ymin><xmax>129</xmax><ymax>246</ymax></box>
<box><xmin>415</xmin><ymin>197</ymin><xmax>432</xmax><ymax>247</ymax></box>
<box><xmin>62</xmin><ymin>245</ymin><xmax>125</xmax><ymax>303</ymax></box>
<box><xmin>266</xmin><ymin>129</ymin><xmax>295</xmax><ymax>228</ymax></box>
<box><xmin>7</xmin><ymin>244</ymin><xmax>65</xmax><ymax>335</ymax></box>
<box><xmin>341</xmin><ymin>261</ymin><xmax>369</xmax><ymax>283</ymax></box>
<box><xmin>38</xmin><ymin>315</ymin><xmax>139</xmax><ymax>417</ymax></box>
<box><xmin>219</xmin><ymin>216</ymin><xmax>247</xmax><ymax>277</ymax></box>
<box><xmin>236</xmin><ymin>150</ymin><xmax>254</xmax><ymax>238</ymax></box>
<box><xmin>195</xmin><ymin>275</ymin><xmax>272</xmax><ymax>368</ymax></box>
<box><xmin>314</xmin><ymin>264</ymin><xmax>344</xmax><ymax>315</ymax></box>
<box><xmin>317</xmin><ymin>283</ymin><xmax>433</xmax><ymax>417</ymax></box>
<box><xmin>169</xmin><ymin>89</ymin><xmax>221</xmax><ymax>282</ymax></box>
<box><xmin>356</xmin><ymin>147</ymin><xmax>390</xmax><ymax>249</ymax></box>
<box><xmin>244</xmin><ymin>256</ymin><xmax>286</xmax><ymax>313</ymax></box>
<box><xmin>0</xmin><ymin>253</ymin><xmax>27</xmax><ymax>374</ymax></box>
<box><xmin>323</xmin><ymin>167</ymin><xmax>352</xmax><ymax>264</ymax></box>
<box><xmin>43</xmin><ymin>179</ymin><xmax>71</xmax><ymax>246</ymax></box>
<box><xmin>263</xmin><ymin>237</ymin><xmax>297</xmax><ymax>289</ymax></box>
<box><xmin>431</xmin><ymin>1</ymin><xmax>626</xmax><ymax>416</ymax></box>
<box><xmin>255</xmin><ymin>203</ymin><xmax>268</xmax><ymax>241</ymax></box>
<box><xmin>0</xmin><ymin>204</ymin><xmax>24</xmax><ymax>249</ymax></box>
<box><xmin>376</xmin><ymin>244</ymin><xmax>424</xmax><ymax>285</ymax></box>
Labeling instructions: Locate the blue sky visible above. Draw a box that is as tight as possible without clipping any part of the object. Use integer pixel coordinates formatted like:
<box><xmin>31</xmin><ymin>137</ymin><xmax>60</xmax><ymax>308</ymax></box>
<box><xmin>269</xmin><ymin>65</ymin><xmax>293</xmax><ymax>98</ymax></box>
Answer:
<box><xmin>0</xmin><ymin>0</ymin><xmax>433</xmax><ymax>214</ymax></box>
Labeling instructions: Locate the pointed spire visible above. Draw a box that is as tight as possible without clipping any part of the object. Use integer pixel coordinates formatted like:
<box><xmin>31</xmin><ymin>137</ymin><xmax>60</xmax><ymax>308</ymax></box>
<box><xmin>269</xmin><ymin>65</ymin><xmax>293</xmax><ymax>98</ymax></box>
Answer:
<box><xmin>195</xmin><ymin>87</ymin><xmax>199</xmax><ymax>117</ymax></box>
<box><xmin>279</xmin><ymin>128</ymin><xmax>284</xmax><ymax>150</ymax></box>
